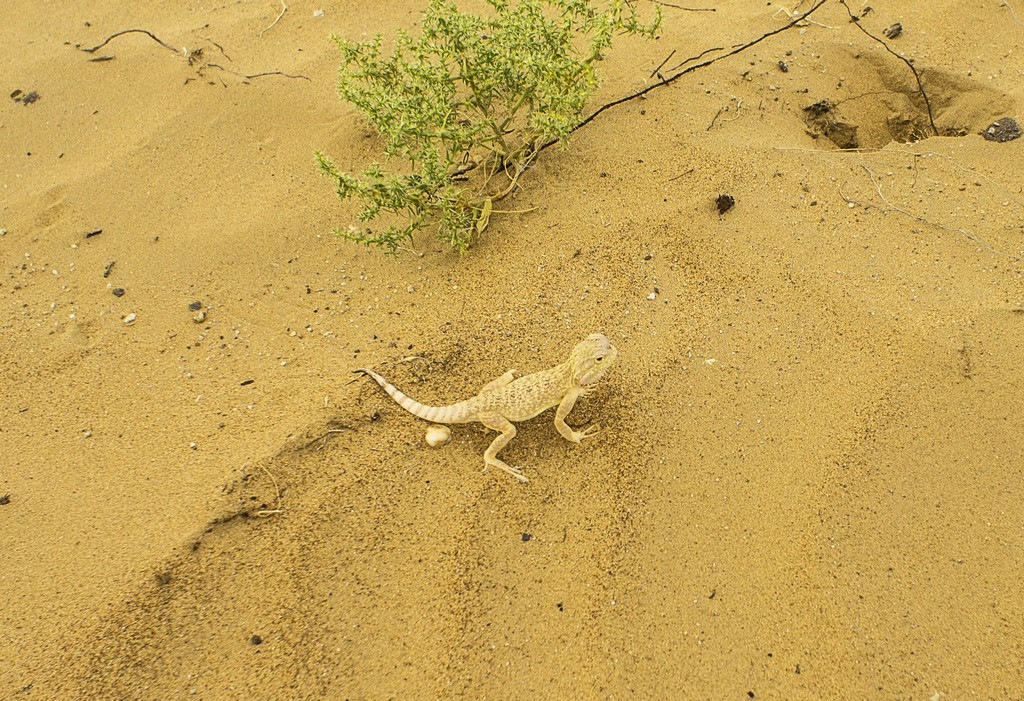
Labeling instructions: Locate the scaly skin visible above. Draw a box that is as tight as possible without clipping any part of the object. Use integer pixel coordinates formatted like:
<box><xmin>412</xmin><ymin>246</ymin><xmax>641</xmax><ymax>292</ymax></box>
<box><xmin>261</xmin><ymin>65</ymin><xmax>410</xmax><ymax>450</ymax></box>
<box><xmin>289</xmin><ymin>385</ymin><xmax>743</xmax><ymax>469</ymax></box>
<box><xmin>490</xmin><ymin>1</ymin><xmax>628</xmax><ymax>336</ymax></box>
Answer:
<box><xmin>354</xmin><ymin>333</ymin><xmax>618</xmax><ymax>483</ymax></box>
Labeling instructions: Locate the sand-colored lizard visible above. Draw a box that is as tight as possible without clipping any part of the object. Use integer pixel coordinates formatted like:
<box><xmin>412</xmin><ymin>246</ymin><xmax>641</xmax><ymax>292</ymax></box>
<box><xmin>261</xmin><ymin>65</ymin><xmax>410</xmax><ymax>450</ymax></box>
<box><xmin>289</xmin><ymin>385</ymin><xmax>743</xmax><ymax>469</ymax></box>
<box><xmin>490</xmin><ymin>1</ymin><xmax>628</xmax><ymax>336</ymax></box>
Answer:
<box><xmin>354</xmin><ymin>333</ymin><xmax>618</xmax><ymax>483</ymax></box>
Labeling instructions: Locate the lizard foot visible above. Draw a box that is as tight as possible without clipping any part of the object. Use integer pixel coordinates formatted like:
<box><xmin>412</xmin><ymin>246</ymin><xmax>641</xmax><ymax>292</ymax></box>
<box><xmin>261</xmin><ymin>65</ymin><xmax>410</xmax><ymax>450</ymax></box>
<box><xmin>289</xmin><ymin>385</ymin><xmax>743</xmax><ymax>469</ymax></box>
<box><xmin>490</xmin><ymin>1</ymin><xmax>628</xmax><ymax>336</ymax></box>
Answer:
<box><xmin>483</xmin><ymin>457</ymin><xmax>530</xmax><ymax>483</ymax></box>
<box><xmin>571</xmin><ymin>424</ymin><xmax>601</xmax><ymax>442</ymax></box>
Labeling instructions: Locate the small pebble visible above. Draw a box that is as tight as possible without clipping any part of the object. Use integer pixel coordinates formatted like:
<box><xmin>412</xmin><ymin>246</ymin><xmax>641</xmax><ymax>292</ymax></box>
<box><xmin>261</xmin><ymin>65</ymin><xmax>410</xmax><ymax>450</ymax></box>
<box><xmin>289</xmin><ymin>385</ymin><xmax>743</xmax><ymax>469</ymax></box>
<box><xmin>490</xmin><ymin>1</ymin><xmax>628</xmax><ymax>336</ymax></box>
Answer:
<box><xmin>250</xmin><ymin>635</ymin><xmax>263</xmax><ymax>645</ymax></box>
<box><xmin>647</xmin><ymin>292</ymin><xmax>657</xmax><ymax>301</ymax></box>
<box><xmin>425</xmin><ymin>425</ymin><xmax>451</xmax><ymax>447</ymax></box>
<box><xmin>193</xmin><ymin>310</ymin><xmax>206</xmax><ymax>323</ymax></box>
<box><xmin>188</xmin><ymin>300</ymin><xmax>202</xmax><ymax>311</ymax></box>
<box><xmin>112</xmin><ymin>287</ymin><xmax>125</xmax><ymax>297</ymax></box>
<box><xmin>123</xmin><ymin>312</ymin><xmax>137</xmax><ymax>325</ymax></box>
<box><xmin>883</xmin><ymin>22</ymin><xmax>902</xmax><ymax>39</ymax></box>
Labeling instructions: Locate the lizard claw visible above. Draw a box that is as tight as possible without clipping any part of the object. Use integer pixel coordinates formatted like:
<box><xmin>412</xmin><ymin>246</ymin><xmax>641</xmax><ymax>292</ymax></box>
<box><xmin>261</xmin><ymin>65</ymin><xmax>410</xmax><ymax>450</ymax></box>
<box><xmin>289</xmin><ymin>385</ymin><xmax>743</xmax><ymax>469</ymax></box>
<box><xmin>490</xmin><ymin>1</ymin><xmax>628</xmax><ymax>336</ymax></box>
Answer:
<box><xmin>574</xmin><ymin>424</ymin><xmax>601</xmax><ymax>442</ymax></box>
<box><xmin>484</xmin><ymin>458</ymin><xmax>530</xmax><ymax>483</ymax></box>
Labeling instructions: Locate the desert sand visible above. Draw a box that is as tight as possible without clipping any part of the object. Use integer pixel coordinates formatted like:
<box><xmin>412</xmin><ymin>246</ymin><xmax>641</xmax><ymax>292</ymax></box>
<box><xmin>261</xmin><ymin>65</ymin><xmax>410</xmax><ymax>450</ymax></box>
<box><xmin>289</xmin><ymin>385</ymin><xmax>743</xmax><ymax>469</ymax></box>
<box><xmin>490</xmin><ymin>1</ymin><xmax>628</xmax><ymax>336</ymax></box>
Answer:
<box><xmin>2</xmin><ymin>0</ymin><xmax>1023</xmax><ymax>698</ymax></box>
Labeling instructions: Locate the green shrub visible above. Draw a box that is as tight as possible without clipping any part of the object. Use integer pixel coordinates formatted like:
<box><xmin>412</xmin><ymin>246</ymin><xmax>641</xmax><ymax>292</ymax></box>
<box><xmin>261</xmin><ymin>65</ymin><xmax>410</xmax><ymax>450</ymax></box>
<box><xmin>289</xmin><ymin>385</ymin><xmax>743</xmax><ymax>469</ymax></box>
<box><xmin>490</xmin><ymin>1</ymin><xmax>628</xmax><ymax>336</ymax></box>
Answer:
<box><xmin>316</xmin><ymin>0</ymin><xmax>660</xmax><ymax>253</ymax></box>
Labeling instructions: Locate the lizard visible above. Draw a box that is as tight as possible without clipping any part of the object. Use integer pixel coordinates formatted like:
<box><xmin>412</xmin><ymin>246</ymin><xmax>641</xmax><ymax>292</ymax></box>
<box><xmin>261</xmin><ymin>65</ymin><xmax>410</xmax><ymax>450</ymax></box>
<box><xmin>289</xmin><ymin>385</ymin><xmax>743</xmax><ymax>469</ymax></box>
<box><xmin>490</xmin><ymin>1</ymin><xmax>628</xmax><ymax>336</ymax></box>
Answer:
<box><xmin>353</xmin><ymin>333</ymin><xmax>618</xmax><ymax>483</ymax></box>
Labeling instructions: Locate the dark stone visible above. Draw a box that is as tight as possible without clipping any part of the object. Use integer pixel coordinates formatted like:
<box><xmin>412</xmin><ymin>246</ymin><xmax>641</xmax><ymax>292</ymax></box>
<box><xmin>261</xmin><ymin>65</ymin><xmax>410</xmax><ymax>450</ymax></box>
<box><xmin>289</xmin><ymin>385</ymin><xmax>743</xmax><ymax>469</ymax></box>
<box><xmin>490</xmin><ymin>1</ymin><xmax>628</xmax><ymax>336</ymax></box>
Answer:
<box><xmin>981</xmin><ymin>117</ymin><xmax>1021</xmax><ymax>143</ymax></box>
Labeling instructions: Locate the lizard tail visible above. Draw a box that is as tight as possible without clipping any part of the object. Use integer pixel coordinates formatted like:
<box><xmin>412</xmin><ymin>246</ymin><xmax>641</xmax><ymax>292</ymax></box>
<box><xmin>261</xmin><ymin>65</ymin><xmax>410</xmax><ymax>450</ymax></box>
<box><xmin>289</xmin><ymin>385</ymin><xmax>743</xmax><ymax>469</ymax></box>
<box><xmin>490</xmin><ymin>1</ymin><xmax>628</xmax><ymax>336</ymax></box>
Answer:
<box><xmin>354</xmin><ymin>368</ymin><xmax>463</xmax><ymax>424</ymax></box>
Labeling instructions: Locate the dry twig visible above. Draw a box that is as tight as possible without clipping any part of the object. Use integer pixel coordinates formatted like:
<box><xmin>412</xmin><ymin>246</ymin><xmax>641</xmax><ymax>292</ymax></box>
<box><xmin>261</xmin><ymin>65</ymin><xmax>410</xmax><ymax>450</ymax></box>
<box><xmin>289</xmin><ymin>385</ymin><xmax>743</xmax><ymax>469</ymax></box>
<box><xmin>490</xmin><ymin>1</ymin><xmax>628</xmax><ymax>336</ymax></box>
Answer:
<box><xmin>79</xmin><ymin>28</ymin><xmax>180</xmax><ymax>55</ymax></box>
<box><xmin>205</xmin><ymin>63</ymin><xmax>310</xmax><ymax>81</ymax></box>
<box><xmin>253</xmin><ymin>462</ymin><xmax>283</xmax><ymax>516</ymax></box>
<box><xmin>650</xmin><ymin>50</ymin><xmax>676</xmax><ymax>79</ymax></box>
<box><xmin>837</xmin><ymin>0</ymin><xmax>938</xmax><ymax>136</ymax></box>
<box><xmin>260</xmin><ymin>0</ymin><xmax>288</xmax><ymax>37</ymax></box>
<box><xmin>652</xmin><ymin>1</ymin><xmax>716</xmax><ymax>10</ymax></box>
<box><xmin>665</xmin><ymin>46</ymin><xmax>724</xmax><ymax>74</ymax></box>
<box><xmin>1001</xmin><ymin>1</ymin><xmax>1024</xmax><ymax>28</ymax></box>
<box><xmin>539</xmin><ymin>0</ymin><xmax>829</xmax><ymax>151</ymax></box>
<box><xmin>842</xmin><ymin>164</ymin><xmax>1021</xmax><ymax>261</ymax></box>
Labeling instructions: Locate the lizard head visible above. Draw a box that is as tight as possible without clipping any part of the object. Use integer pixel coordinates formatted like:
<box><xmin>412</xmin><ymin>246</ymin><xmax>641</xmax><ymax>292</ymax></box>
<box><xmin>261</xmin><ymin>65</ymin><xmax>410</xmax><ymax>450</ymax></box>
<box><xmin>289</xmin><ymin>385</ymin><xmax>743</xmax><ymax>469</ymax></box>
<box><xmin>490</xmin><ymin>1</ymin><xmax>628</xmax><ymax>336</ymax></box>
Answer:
<box><xmin>570</xmin><ymin>333</ymin><xmax>618</xmax><ymax>387</ymax></box>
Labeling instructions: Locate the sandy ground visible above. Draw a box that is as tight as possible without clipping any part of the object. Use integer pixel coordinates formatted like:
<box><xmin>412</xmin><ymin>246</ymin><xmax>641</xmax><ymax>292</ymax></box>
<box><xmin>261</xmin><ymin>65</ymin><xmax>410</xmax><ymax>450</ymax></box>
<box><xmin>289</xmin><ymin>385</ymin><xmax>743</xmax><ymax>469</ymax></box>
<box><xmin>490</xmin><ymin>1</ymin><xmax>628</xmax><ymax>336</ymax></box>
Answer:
<box><xmin>2</xmin><ymin>0</ymin><xmax>1023</xmax><ymax>698</ymax></box>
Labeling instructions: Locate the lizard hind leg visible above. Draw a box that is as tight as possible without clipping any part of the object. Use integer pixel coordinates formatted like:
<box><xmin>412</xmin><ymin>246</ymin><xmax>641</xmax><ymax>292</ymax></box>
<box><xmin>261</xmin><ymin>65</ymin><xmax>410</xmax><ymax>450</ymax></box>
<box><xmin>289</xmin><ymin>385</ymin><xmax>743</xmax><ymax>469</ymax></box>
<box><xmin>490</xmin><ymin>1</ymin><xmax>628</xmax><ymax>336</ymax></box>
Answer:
<box><xmin>478</xmin><ymin>412</ymin><xmax>528</xmax><ymax>483</ymax></box>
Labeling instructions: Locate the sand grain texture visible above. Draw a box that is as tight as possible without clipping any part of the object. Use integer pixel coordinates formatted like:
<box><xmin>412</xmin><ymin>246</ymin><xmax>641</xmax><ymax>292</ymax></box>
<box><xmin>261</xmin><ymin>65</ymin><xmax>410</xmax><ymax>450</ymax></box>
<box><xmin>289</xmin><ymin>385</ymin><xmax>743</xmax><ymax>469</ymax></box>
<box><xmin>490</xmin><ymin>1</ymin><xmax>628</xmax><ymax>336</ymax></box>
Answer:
<box><xmin>2</xmin><ymin>1</ymin><xmax>1022</xmax><ymax>698</ymax></box>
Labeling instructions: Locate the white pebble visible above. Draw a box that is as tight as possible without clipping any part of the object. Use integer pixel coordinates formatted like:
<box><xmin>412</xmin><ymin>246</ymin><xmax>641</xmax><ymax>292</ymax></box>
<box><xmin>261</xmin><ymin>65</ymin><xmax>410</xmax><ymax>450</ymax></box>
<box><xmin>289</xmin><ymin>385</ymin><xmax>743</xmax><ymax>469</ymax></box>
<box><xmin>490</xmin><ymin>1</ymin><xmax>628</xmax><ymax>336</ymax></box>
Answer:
<box><xmin>425</xmin><ymin>425</ymin><xmax>452</xmax><ymax>447</ymax></box>
<box><xmin>124</xmin><ymin>312</ymin><xmax>137</xmax><ymax>325</ymax></box>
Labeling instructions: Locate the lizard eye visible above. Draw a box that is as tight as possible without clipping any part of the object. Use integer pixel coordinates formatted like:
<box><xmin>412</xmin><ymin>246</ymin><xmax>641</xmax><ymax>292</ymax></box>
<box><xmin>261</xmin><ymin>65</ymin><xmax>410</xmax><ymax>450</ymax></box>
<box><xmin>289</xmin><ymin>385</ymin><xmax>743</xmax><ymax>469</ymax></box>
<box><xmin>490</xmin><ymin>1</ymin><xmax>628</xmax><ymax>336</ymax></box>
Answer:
<box><xmin>596</xmin><ymin>356</ymin><xmax>604</xmax><ymax>362</ymax></box>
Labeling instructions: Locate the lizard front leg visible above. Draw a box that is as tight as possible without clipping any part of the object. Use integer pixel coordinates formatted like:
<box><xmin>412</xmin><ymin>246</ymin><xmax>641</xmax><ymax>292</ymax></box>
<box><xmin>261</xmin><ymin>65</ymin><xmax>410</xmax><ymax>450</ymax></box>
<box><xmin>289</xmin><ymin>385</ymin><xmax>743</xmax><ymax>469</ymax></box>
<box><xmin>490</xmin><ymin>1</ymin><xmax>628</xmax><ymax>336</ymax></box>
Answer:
<box><xmin>554</xmin><ymin>389</ymin><xmax>600</xmax><ymax>443</ymax></box>
<box><xmin>480</xmin><ymin>369</ymin><xmax>517</xmax><ymax>393</ymax></box>
<box><xmin>477</xmin><ymin>412</ymin><xmax>528</xmax><ymax>483</ymax></box>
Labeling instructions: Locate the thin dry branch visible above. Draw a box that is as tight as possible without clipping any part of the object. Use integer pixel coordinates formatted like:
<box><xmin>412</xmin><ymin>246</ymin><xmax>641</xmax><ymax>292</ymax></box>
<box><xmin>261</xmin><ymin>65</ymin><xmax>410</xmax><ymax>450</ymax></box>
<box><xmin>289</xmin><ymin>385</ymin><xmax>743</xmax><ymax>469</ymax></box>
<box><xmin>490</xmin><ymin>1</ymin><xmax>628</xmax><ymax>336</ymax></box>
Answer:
<box><xmin>1001</xmin><ymin>0</ymin><xmax>1024</xmax><ymax>28</ymax></box>
<box><xmin>79</xmin><ymin>28</ymin><xmax>180</xmax><ymax>55</ymax></box>
<box><xmin>775</xmin><ymin>144</ymin><xmax>1024</xmax><ymax>209</ymax></box>
<box><xmin>843</xmin><ymin>164</ymin><xmax>1021</xmax><ymax>261</ymax></box>
<box><xmin>838</xmin><ymin>0</ymin><xmax>938</xmax><ymax>136</ymax></box>
<box><xmin>253</xmin><ymin>462</ymin><xmax>283</xmax><ymax>516</ymax></box>
<box><xmin>539</xmin><ymin>0</ymin><xmax>829</xmax><ymax>151</ymax></box>
<box><xmin>652</xmin><ymin>1</ymin><xmax>716</xmax><ymax>10</ymax></box>
<box><xmin>665</xmin><ymin>45</ymin><xmax>724</xmax><ymax>74</ymax></box>
<box><xmin>202</xmin><ymin>64</ymin><xmax>310</xmax><ymax>81</ymax></box>
<box><xmin>77</xmin><ymin>27</ymin><xmax>307</xmax><ymax>82</ymax></box>
<box><xmin>244</xmin><ymin>70</ymin><xmax>309</xmax><ymax>81</ymax></box>
<box><xmin>650</xmin><ymin>49</ymin><xmax>676</xmax><ymax>78</ymax></box>
<box><xmin>260</xmin><ymin>0</ymin><xmax>288</xmax><ymax>37</ymax></box>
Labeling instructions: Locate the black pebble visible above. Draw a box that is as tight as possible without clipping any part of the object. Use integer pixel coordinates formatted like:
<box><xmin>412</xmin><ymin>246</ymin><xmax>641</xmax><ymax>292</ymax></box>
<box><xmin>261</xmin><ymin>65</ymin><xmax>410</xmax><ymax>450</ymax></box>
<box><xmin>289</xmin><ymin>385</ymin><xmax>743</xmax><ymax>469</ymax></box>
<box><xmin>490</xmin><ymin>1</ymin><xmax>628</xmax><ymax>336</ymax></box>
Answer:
<box><xmin>189</xmin><ymin>301</ymin><xmax>202</xmax><ymax>311</ymax></box>
<box><xmin>250</xmin><ymin>635</ymin><xmax>262</xmax><ymax>645</ymax></box>
<box><xmin>112</xmin><ymin>288</ymin><xmax>125</xmax><ymax>297</ymax></box>
<box><xmin>716</xmin><ymin>194</ymin><xmax>735</xmax><ymax>214</ymax></box>
<box><xmin>0</xmin><ymin>494</ymin><xmax>10</xmax><ymax>505</ymax></box>
<box><xmin>521</xmin><ymin>532</ymin><xmax>532</xmax><ymax>542</ymax></box>
<box><xmin>982</xmin><ymin>117</ymin><xmax>1021</xmax><ymax>143</ymax></box>
<box><xmin>883</xmin><ymin>22</ymin><xmax>902</xmax><ymax>39</ymax></box>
